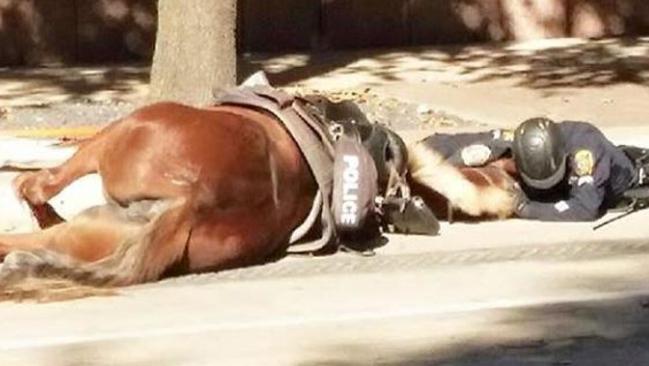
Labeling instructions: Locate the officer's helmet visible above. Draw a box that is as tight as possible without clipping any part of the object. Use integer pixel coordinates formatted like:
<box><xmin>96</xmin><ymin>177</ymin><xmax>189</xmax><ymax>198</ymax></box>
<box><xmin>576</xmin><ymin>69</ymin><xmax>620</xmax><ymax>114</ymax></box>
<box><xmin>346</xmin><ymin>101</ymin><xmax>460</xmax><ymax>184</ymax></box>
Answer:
<box><xmin>512</xmin><ymin>117</ymin><xmax>567</xmax><ymax>190</ymax></box>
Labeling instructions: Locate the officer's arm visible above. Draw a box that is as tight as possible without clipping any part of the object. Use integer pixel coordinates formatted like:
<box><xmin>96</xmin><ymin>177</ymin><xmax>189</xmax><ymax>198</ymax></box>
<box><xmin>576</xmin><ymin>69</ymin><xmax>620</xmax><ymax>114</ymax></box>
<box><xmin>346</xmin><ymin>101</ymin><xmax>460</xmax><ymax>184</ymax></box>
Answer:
<box><xmin>517</xmin><ymin>182</ymin><xmax>605</xmax><ymax>221</ymax></box>
<box><xmin>451</xmin><ymin>129</ymin><xmax>513</xmax><ymax>167</ymax></box>
<box><xmin>518</xmin><ymin>151</ymin><xmax>609</xmax><ymax>222</ymax></box>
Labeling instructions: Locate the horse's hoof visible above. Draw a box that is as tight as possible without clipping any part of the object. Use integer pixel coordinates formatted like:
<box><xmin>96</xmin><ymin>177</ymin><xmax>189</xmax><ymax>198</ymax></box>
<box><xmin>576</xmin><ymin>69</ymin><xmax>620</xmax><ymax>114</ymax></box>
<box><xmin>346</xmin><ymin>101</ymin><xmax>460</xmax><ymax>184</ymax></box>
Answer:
<box><xmin>13</xmin><ymin>170</ymin><xmax>56</xmax><ymax>205</ymax></box>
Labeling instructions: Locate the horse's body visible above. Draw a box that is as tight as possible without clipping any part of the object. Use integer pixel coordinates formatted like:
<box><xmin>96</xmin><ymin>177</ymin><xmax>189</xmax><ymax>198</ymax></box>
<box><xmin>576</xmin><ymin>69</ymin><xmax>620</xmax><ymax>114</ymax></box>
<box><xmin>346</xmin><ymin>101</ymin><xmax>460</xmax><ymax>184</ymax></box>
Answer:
<box><xmin>0</xmin><ymin>90</ymin><xmax>519</xmax><ymax>299</ymax></box>
<box><xmin>0</xmin><ymin>102</ymin><xmax>317</xmax><ymax>287</ymax></box>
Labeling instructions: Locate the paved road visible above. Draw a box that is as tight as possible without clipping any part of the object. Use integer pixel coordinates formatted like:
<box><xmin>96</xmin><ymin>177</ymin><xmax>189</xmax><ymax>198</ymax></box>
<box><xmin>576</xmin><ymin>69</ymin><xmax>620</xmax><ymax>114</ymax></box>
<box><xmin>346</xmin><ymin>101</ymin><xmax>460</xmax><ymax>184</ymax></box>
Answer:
<box><xmin>0</xmin><ymin>136</ymin><xmax>649</xmax><ymax>365</ymax></box>
<box><xmin>1</xmin><ymin>246</ymin><xmax>648</xmax><ymax>365</ymax></box>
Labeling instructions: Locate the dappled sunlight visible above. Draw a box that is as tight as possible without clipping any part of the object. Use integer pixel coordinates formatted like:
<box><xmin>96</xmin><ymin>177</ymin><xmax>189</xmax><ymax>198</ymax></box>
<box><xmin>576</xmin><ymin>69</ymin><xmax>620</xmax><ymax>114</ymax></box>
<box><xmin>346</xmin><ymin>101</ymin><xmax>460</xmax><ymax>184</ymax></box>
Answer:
<box><xmin>458</xmin><ymin>37</ymin><xmax>649</xmax><ymax>89</ymax></box>
<box><xmin>240</xmin><ymin>37</ymin><xmax>649</xmax><ymax>93</ymax></box>
<box><xmin>3</xmin><ymin>36</ymin><xmax>646</xmax><ymax>108</ymax></box>
<box><xmin>0</xmin><ymin>65</ymin><xmax>149</xmax><ymax>106</ymax></box>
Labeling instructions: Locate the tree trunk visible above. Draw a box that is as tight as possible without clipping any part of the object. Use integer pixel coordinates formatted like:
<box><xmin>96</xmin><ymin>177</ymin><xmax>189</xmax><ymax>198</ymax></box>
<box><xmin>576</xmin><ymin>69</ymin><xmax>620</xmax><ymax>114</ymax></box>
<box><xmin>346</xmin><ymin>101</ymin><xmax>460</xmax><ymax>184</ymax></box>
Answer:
<box><xmin>149</xmin><ymin>0</ymin><xmax>237</xmax><ymax>105</ymax></box>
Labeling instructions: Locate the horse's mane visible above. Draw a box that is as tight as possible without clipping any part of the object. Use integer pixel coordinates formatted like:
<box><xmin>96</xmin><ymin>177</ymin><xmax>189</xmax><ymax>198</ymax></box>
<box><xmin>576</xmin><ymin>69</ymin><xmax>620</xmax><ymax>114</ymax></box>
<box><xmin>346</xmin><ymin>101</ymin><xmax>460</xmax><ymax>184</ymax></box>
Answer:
<box><xmin>408</xmin><ymin>142</ymin><xmax>518</xmax><ymax>220</ymax></box>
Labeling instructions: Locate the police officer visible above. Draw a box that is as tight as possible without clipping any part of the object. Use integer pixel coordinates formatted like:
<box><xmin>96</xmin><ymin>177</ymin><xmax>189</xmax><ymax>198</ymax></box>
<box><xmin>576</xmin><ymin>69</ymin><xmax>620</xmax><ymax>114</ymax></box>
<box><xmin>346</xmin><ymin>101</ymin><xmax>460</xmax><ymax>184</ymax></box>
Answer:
<box><xmin>421</xmin><ymin>117</ymin><xmax>639</xmax><ymax>221</ymax></box>
<box><xmin>510</xmin><ymin>117</ymin><xmax>638</xmax><ymax>221</ymax></box>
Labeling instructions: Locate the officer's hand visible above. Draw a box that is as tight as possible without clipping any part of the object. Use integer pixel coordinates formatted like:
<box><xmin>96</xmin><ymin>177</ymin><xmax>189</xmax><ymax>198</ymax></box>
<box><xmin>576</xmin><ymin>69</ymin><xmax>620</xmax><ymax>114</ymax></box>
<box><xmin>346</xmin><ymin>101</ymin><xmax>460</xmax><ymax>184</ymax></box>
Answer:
<box><xmin>460</xmin><ymin>144</ymin><xmax>491</xmax><ymax>167</ymax></box>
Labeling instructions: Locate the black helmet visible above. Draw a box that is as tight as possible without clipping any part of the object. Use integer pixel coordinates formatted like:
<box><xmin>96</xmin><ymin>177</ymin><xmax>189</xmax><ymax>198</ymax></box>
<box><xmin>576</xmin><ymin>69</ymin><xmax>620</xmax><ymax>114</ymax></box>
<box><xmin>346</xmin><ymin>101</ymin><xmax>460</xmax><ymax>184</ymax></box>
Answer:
<box><xmin>512</xmin><ymin>117</ymin><xmax>567</xmax><ymax>190</ymax></box>
<box><xmin>302</xmin><ymin>95</ymin><xmax>408</xmax><ymax>190</ymax></box>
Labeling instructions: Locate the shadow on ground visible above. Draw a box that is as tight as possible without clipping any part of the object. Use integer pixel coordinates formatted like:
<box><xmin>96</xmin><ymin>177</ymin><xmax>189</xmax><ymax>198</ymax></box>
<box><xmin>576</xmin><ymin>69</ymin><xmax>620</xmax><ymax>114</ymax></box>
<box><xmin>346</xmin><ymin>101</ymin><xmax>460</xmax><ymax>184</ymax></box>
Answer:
<box><xmin>0</xmin><ymin>64</ymin><xmax>149</xmax><ymax>104</ymax></box>
<box><xmin>1</xmin><ymin>37</ymin><xmax>647</xmax><ymax>106</ymax></box>
<box><xmin>242</xmin><ymin>37</ymin><xmax>649</xmax><ymax>93</ymax></box>
<box><xmin>289</xmin><ymin>260</ymin><xmax>649</xmax><ymax>366</ymax></box>
<box><xmin>299</xmin><ymin>293</ymin><xmax>649</xmax><ymax>366</ymax></box>
<box><xmin>4</xmin><ymin>342</ymin><xmax>183</xmax><ymax>366</ymax></box>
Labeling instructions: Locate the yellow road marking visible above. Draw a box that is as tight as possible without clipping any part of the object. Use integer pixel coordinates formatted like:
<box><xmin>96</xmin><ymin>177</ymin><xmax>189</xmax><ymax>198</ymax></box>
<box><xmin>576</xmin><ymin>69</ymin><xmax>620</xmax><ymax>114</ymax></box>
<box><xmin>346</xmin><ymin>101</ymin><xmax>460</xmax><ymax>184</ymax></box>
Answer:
<box><xmin>0</xmin><ymin>126</ymin><xmax>100</xmax><ymax>139</ymax></box>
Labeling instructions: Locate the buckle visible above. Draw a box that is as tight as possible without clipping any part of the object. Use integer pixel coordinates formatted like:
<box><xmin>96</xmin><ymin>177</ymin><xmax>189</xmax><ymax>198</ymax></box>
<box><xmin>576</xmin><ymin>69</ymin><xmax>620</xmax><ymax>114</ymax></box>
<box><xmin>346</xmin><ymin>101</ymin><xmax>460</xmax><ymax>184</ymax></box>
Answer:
<box><xmin>639</xmin><ymin>167</ymin><xmax>646</xmax><ymax>186</ymax></box>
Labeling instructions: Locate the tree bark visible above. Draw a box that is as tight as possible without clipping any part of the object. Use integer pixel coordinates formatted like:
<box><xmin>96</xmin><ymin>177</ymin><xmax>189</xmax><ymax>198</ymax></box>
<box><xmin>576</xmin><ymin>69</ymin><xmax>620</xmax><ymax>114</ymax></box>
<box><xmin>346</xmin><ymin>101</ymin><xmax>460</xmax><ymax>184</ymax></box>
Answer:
<box><xmin>149</xmin><ymin>0</ymin><xmax>237</xmax><ymax>105</ymax></box>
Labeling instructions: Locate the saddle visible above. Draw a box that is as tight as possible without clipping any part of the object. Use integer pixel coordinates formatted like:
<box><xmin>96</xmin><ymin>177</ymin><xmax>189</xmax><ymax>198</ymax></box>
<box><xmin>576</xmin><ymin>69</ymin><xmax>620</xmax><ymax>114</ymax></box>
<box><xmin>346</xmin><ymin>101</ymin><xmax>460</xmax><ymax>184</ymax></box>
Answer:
<box><xmin>215</xmin><ymin>85</ymin><xmax>438</xmax><ymax>252</ymax></box>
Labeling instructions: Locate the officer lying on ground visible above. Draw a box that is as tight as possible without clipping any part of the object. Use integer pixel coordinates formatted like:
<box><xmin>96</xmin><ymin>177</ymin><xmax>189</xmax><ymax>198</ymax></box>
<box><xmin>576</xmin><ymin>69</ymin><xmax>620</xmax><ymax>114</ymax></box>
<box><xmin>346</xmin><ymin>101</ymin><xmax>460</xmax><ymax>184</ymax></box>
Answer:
<box><xmin>419</xmin><ymin>117</ymin><xmax>648</xmax><ymax>221</ymax></box>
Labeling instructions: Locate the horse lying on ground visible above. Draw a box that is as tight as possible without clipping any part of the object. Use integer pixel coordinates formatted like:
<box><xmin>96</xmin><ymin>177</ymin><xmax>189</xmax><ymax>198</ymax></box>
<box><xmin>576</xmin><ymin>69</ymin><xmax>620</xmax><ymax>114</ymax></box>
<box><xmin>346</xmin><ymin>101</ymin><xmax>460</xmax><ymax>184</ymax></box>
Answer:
<box><xmin>0</xmin><ymin>85</ymin><xmax>517</xmax><ymax>300</ymax></box>
<box><xmin>0</xmin><ymin>100</ymin><xmax>320</xmax><ymax>297</ymax></box>
<box><xmin>0</xmin><ymin>83</ymin><xmax>425</xmax><ymax>300</ymax></box>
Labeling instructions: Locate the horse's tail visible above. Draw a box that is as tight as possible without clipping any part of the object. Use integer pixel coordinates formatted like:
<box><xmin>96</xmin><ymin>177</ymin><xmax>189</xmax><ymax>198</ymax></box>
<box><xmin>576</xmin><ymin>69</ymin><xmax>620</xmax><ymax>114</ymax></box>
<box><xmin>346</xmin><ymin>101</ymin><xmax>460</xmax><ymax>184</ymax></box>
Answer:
<box><xmin>407</xmin><ymin>142</ymin><xmax>517</xmax><ymax>219</ymax></box>
<box><xmin>0</xmin><ymin>201</ymin><xmax>192</xmax><ymax>301</ymax></box>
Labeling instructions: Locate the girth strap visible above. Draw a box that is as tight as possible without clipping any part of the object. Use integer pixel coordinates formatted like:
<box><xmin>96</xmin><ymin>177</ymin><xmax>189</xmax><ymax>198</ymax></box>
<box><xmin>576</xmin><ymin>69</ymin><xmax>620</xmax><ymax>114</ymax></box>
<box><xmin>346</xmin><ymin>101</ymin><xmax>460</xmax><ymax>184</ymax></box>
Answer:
<box><xmin>215</xmin><ymin>86</ymin><xmax>337</xmax><ymax>252</ymax></box>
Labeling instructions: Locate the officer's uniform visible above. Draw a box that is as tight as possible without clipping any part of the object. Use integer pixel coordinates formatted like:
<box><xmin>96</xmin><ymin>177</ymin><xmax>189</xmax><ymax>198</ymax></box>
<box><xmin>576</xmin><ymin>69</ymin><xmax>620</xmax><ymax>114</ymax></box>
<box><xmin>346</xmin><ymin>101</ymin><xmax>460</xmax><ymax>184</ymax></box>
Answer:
<box><xmin>421</xmin><ymin>130</ymin><xmax>511</xmax><ymax>167</ymax></box>
<box><xmin>420</xmin><ymin>121</ymin><xmax>638</xmax><ymax>221</ymax></box>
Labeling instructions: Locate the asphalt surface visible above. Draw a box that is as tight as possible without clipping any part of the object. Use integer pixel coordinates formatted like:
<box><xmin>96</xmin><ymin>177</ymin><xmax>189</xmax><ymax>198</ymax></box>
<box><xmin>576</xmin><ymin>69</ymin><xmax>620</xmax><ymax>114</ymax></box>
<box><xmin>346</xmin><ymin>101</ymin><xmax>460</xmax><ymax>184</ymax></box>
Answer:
<box><xmin>1</xmin><ymin>250</ymin><xmax>649</xmax><ymax>365</ymax></box>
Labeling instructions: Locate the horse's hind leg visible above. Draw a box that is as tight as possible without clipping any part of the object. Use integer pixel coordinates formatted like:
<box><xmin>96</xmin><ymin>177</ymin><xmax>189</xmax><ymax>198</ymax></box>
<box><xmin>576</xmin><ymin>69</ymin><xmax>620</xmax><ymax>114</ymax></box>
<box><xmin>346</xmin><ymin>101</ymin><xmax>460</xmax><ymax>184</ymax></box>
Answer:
<box><xmin>0</xmin><ymin>206</ymin><xmax>136</xmax><ymax>300</ymax></box>
<box><xmin>0</xmin><ymin>204</ymin><xmax>141</xmax><ymax>263</ymax></box>
<box><xmin>13</xmin><ymin>122</ymin><xmax>119</xmax><ymax>206</ymax></box>
<box><xmin>0</xmin><ymin>209</ymin><xmax>135</xmax><ymax>301</ymax></box>
<box><xmin>0</xmin><ymin>199</ymin><xmax>192</xmax><ymax>287</ymax></box>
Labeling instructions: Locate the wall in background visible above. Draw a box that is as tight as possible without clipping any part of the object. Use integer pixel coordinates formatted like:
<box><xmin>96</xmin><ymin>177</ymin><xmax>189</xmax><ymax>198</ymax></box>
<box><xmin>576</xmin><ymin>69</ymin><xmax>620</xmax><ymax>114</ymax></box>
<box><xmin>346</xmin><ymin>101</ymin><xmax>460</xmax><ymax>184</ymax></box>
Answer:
<box><xmin>1</xmin><ymin>0</ymin><xmax>648</xmax><ymax>66</ymax></box>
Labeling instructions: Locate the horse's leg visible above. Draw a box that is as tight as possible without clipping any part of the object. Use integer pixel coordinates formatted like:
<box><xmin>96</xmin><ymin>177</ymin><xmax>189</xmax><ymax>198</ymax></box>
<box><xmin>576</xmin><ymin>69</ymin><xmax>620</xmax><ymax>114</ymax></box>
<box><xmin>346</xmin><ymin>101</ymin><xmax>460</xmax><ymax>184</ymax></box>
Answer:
<box><xmin>13</xmin><ymin>122</ymin><xmax>118</xmax><ymax>205</ymax></box>
<box><xmin>0</xmin><ymin>204</ymin><xmax>141</xmax><ymax>262</ymax></box>
<box><xmin>0</xmin><ymin>203</ymin><xmax>146</xmax><ymax>300</ymax></box>
<box><xmin>0</xmin><ymin>199</ymin><xmax>192</xmax><ymax>286</ymax></box>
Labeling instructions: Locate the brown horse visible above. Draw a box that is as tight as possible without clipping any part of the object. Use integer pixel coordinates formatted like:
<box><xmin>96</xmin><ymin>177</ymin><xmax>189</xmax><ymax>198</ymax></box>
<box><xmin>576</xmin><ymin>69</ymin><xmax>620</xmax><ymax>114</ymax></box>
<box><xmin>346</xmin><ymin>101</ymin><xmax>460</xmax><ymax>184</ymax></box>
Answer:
<box><xmin>0</xmin><ymin>91</ymin><xmax>519</xmax><ymax>300</ymax></box>
<box><xmin>0</xmin><ymin>102</ymin><xmax>317</xmax><ymax>295</ymax></box>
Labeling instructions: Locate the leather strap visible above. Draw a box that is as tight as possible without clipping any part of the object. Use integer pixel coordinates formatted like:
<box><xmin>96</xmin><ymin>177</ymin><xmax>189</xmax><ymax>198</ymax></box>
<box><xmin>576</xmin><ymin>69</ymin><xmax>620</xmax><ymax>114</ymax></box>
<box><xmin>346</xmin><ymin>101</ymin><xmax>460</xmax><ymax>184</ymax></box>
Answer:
<box><xmin>215</xmin><ymin>86</ymin><xmax>337</xmax><ymax>252</ymax></box>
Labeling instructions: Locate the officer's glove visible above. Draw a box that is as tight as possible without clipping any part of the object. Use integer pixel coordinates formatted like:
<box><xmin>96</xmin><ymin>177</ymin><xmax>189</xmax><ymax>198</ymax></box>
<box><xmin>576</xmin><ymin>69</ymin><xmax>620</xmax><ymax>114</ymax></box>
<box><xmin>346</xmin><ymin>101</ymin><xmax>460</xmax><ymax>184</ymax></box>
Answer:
<box><xmin>460</xmin><ymin>144</ymin><xmax>492</xmax><ymax>167</ymax></box>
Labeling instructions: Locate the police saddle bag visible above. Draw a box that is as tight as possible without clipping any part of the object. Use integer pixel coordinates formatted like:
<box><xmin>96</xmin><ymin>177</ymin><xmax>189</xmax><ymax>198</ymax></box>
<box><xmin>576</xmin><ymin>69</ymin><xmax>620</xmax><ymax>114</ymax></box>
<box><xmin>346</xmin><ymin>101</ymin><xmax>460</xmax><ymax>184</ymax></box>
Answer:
<box><xmin>215</xmin><ymin>84</ymin><xmax>439</xmax><ymax>253</ymax></box>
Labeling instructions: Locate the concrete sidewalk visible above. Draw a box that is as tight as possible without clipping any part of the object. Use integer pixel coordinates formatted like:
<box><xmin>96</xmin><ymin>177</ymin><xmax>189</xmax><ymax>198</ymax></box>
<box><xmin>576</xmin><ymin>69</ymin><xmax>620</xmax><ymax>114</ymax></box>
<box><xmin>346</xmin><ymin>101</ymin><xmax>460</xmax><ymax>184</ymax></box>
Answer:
<box><xmin>2</xmin><ymin>251</ymin><xmax>649</xmax><ymax>365</ymax></box>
